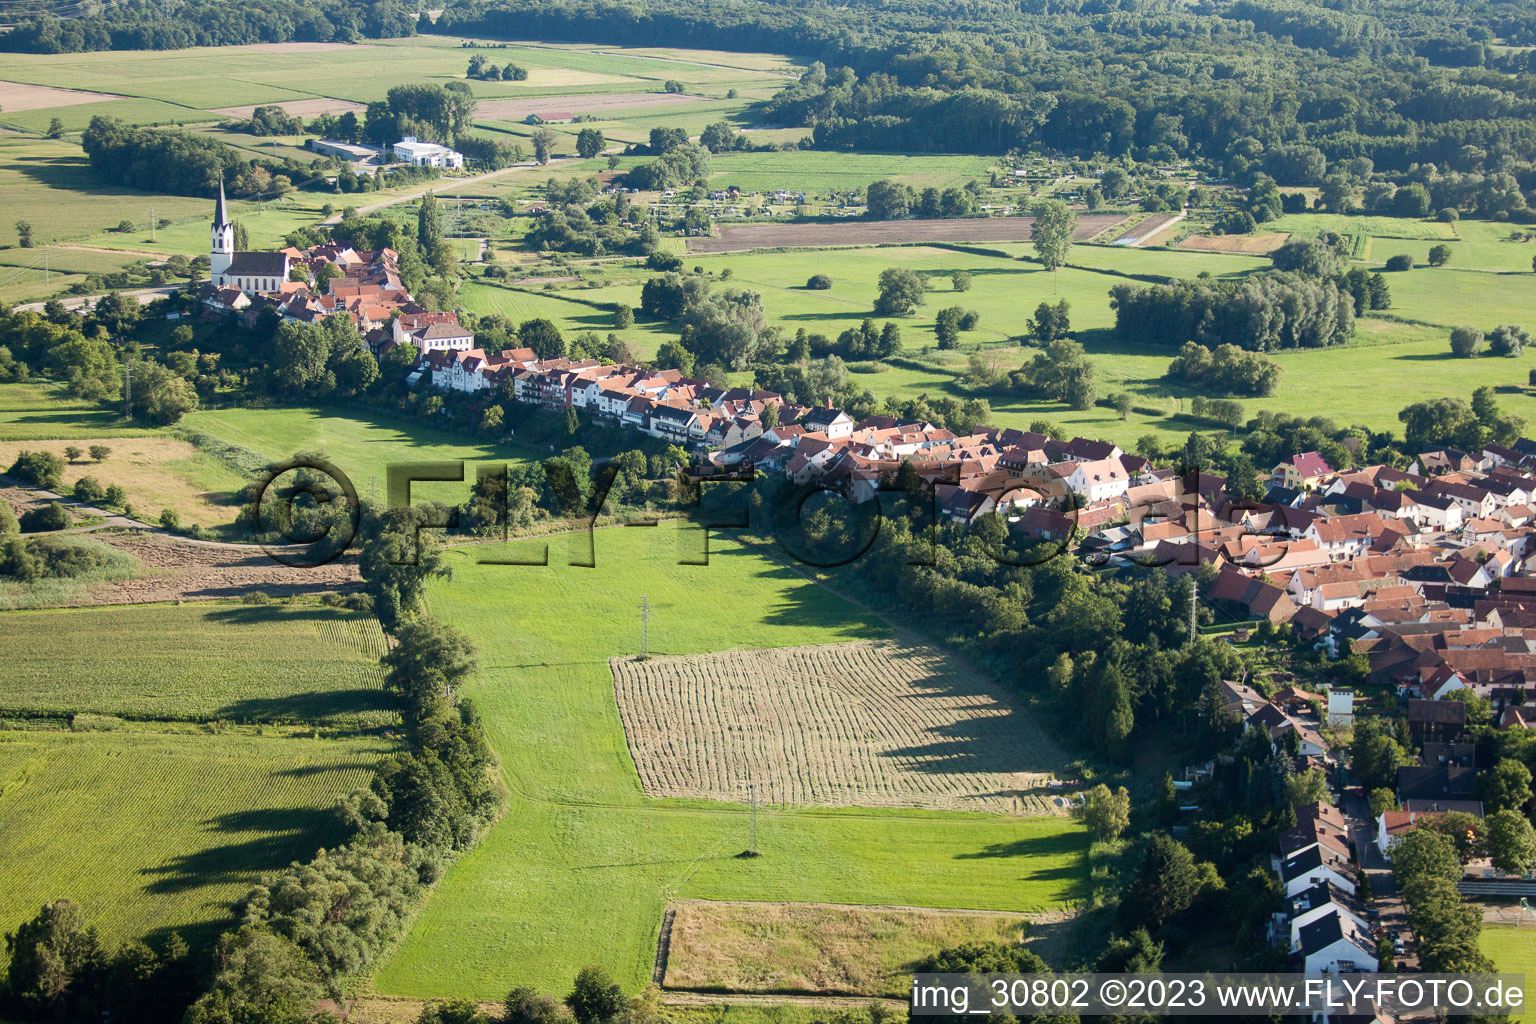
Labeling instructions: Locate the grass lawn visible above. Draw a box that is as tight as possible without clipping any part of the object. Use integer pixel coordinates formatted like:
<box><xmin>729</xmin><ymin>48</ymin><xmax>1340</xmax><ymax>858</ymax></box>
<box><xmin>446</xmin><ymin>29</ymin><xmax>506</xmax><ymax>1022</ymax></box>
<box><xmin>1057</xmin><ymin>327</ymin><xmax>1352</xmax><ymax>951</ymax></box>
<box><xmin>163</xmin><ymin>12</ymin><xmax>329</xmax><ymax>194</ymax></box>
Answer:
<box><xmin>0</xmin><ymin>727</ymin><xmax>394</xmax><ymax>953</ymax></box>
<box><xmin>370</xmin><ymin>525</ymin><xmax>1089</xmax><ymax>1000</ymax></box>
<box><xmin>0</xmin><ymin>602</ymin><xmax>392</xmax><ymax>725</ymax></box>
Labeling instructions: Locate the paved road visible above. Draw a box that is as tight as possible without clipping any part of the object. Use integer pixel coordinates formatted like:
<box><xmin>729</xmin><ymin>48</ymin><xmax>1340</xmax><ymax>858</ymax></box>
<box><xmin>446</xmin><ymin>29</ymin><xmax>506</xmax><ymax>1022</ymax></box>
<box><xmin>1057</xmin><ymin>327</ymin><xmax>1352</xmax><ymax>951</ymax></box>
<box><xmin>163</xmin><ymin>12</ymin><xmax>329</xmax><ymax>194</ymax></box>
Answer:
<box><xmin>14</xmin><ymin>284</ymin><xmax>181</xmax><ymax>314</ymax></box>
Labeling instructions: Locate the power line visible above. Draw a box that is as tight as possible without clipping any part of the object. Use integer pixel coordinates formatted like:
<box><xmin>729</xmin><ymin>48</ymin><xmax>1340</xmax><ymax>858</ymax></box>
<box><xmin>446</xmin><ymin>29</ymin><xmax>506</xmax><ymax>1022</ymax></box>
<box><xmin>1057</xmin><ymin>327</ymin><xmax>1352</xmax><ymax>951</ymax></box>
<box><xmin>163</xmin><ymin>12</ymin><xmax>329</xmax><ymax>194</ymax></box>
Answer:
<box><xmin>637</xmin><ymin>595</ymin><xmax>651</xmax><ymax>657</ymax></box>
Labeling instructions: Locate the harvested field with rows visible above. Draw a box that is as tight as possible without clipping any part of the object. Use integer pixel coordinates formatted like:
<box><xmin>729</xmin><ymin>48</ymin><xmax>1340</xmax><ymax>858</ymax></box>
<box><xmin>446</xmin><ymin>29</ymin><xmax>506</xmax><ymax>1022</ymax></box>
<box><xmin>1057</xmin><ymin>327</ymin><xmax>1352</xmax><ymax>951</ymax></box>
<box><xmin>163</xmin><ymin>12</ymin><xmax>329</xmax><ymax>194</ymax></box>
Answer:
<box><xmin>685</xmin><ymin>213</ymin><xmax>1126</xmax><ymax>253</ymax></box>
<box><xmin>610</xmin><ymin>639</ymin><xmax>1067</xmax><ymax>814</ymax></box>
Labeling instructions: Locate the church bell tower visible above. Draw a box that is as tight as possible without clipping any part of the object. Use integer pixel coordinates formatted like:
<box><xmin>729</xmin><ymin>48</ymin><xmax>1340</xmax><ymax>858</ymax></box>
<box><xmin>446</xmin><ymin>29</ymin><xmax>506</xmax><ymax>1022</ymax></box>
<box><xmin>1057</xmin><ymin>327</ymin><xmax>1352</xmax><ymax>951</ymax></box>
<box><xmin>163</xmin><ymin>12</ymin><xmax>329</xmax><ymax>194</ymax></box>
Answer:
<box><xmin>210</xmin><ymin>176</ymin><xmax>234</xmax><ymax>282</ymax></box>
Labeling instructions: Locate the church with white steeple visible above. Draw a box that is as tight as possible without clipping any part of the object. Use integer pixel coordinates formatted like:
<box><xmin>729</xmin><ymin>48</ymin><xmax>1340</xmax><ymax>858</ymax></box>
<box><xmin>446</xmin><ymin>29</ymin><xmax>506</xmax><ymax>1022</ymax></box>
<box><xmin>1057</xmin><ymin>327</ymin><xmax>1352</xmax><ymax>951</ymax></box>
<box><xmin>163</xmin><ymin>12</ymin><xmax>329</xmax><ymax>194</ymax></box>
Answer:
<box><xmin>209</xmin><ymin>176</ymin><xmax>290</xmax><ymax>294</ymax></box>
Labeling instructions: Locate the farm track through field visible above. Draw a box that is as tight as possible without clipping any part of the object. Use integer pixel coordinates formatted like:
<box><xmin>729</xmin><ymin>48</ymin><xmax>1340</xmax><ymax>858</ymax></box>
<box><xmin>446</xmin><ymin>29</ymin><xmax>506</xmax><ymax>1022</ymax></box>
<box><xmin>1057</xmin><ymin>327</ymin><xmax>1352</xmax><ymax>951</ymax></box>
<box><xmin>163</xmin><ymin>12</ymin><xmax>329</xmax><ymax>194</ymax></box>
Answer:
<box><xmin>685</xmin><ymin>213</ymin><xmax>1126</xmax><ymax>253</ymax></box>
<box><xmin>611</xmin><ymin>639</ymin><xmax>1067</xmax><ymax>815</ymax></box>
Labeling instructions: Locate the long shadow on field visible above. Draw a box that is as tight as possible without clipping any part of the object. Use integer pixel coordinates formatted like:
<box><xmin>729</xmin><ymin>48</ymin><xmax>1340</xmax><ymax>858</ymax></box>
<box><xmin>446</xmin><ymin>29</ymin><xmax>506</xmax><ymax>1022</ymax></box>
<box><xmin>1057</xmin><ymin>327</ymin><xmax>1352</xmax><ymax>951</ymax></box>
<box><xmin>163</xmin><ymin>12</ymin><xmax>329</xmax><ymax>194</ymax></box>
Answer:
<box><xmin>880</xmin><ymin>714</ymin><xmax>1055</xmax><ymax>776</ymax></box>
<box><xmin>217</xmin><ymin>687</ymin><xmax>394</xmax><ymax>723</ymax></box>
<box><xmin>955</xmin><ymin>833</ymin><xmax>1088</xmax><ymax>887</ymax></box>
<box><xmin>202</xmin><ymin>605</ymin><xmax>353</xmax><ymax>626</ymax></box>
<box><xmin>141</xmin><ymin>806</ymin><xmax>346</xmax><ymax>894</ymax></box>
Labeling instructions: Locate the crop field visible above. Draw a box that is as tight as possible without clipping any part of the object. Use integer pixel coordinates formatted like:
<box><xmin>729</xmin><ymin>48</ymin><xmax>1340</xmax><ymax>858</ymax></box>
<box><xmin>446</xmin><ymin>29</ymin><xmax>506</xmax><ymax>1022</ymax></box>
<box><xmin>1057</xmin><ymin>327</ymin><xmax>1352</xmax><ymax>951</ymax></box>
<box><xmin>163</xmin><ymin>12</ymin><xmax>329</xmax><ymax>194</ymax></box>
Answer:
<box><xmin>686</xmin><ymin>213</ymin><xmax>1125</xmax><ymax>253</ymax></box>
<box><xmin>0</xmin><ymin>727</ymin><xmax>394</xmax><ymax>952</ymax></box>
<box><xmin>0</xmin><ymin>36</ymin><xmax>792</xmax><ymax>119</ymax></box>
<box><xmin>475</xmin><ymin>91</ymin><xmax>709</xmax><ymax>122</ymax></box>
<box><xmin>611</xmin><ymin>640</ymin><xmax>1067</xmax><ymax>814</ymax></box>
<box><xmin>706</xmin><ymin>152</ymin><xmax>997</xmax><ymax>194</ymax></box>
<box><xmin>0</xmin><ymin>435</ymin><xmax>250</xmax><ymax>527</ymax></box>
<box><xmin>0</xmin><ymin>602</ymin><xmax>391</xmax><ymax>724</ymax></box>
<box><xmin>662</xmin><ymin>900</ymin><xmax>1029</xmax><ymax>997</ymax></box>
<box><xmin>1480</xmin><ymin>926</ymin><xmax>1535</xmax><ymax>1021</ymax></box>
<box><xmin>370</xmin><ymin>525</ymin><xmax>1089</xmax><ymax>999</ymax></box>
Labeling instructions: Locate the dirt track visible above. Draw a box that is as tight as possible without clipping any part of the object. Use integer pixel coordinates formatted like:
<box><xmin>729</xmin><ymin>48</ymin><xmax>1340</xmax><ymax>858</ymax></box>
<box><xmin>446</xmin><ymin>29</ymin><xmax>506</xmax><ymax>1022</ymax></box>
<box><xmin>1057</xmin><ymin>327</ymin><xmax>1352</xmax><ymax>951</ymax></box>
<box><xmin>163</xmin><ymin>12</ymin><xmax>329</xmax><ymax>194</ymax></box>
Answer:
<box><xmin>686</xmin><ymin>213</ymin><xmax>1126</xmax><ymax>253</ymax></box>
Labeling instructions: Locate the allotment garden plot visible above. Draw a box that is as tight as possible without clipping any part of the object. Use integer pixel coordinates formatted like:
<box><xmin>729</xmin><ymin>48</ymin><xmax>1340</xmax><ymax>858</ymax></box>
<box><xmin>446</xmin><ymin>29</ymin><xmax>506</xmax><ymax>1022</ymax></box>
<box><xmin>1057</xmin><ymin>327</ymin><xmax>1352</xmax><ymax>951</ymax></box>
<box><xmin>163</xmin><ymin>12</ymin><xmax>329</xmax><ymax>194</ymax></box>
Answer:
<box><xmin>611</xmin><ymin>639</ymin><xmax>1066</xmax><ymax>815</ymax></box>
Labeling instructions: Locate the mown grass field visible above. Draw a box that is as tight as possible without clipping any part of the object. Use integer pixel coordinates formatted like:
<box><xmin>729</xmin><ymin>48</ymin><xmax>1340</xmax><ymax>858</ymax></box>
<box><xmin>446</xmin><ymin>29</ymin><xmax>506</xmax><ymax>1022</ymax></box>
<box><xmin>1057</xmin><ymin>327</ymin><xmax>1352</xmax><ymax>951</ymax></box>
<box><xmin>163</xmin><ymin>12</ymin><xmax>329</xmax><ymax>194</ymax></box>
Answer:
<box><xmin>371</xmin><ymin>525</ymin><xmax>1089</xmax><ymax>999</ymax></box>
<box><xmin>0</xmin><ymin>603</ymin><xmax>392</xmax><ymax>724</ymax></box>
<box><xmin>0</xmin><ymin>728</ymin><xmax>394</xmax><ymax>952</ymax></box>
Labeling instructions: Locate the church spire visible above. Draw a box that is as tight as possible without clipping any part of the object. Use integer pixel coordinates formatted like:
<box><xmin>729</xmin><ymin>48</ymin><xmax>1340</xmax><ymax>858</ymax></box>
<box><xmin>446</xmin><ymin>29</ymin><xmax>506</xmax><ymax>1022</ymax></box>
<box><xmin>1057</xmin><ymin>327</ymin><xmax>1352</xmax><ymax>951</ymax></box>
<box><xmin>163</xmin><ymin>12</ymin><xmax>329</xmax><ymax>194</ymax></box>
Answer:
<box><xmin>214</xmin><ymin>174</ymin><xmax>229</xmax><ymax>228</ymax></box>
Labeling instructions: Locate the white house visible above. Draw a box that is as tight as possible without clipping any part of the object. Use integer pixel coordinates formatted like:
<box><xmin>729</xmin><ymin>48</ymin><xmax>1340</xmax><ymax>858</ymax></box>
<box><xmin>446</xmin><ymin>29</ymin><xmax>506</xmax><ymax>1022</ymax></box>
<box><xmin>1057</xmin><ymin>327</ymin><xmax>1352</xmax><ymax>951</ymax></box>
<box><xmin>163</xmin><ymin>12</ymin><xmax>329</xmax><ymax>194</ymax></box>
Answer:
<box><xmin>1298</xmin><ymin>912</ymin><xmax>1378</xmax><ymax>974</ymax></box>
<box><xmin>1281</xmin><ymin>845</ymin><xmax>1356</xmax><ymax>897</ymax></box>
<box><xmin>1055</xmin><ymin>457</ymin><xmax>1131</xmax><ymax>503</ymax></box>
<box><xmin>1291</xmin><ymin>901</ymin><xmax>1370</xmax><ymax>954</ymax></box>
<box><xmin>394</xmin><ymin>136</ymin><xmax>465</xmax><ymax>169</ymax></box>
<box><xmin>1327</xmin><ymin>690</ymin><xmax>1355</xmax><ymax>727</ymax></box>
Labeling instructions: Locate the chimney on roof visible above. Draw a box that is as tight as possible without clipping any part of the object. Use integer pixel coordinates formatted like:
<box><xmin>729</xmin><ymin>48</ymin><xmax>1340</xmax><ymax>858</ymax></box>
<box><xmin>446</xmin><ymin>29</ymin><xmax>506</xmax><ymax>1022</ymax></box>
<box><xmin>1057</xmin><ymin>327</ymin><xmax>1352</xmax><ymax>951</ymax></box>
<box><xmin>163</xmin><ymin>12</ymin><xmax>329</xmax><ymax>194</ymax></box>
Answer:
<box><xmin>824</xmin><ymin>397</ymin><xmax>833</xmax><ymax>409</ymax></box>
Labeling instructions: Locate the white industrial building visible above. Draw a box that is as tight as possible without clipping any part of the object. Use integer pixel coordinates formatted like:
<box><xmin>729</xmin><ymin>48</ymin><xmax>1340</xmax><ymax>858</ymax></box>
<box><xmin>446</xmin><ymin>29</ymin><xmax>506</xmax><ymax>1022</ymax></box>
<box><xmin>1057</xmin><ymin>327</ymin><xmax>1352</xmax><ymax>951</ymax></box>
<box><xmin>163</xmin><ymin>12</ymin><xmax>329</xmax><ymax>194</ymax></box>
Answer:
<box><xmin>393</xmin><ymin>136</ymin><xmax>464</xmax><ymax>169</ymax></box>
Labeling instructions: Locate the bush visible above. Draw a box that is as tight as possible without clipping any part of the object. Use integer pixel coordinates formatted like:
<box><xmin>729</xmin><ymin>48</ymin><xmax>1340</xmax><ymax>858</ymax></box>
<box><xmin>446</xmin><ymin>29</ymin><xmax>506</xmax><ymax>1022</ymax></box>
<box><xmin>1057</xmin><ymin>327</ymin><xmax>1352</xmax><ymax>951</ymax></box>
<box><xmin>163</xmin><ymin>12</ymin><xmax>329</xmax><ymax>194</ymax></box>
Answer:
<box><xmin>1449</xmin><ymin>325</ymin><xmax>1483</xmax><ymax>358</ymax></box>
<box><xmin>0</xmin><ymin>498</ymin><xmax>17</xmax><ymax>536</ymax></box>
<box><xmin>103</xmin><ymin>484</ymin><xmax>127</xmax><ymax>507</ymax></box>
<box><xmin>241</xmin><ymin>590</ymin><xmax>272</xmax><ymax>605</ymax></box>
<box><xmin>806</xmin><ymin>274</ymin><xmax>832</xmax><ymax>290</ymax></box>
<box><xmin>63</xmin><ymin>445</ymin><xmax>84</xmax><ymax>461</ymax></box>
<box><xmin>1437</xmin><ymin>207</ymin><xmax>1460</xmax><ymax>222</ymax></box>
<box><xmin>159</xmin><ymin>508</ymin><xmax>181</xmax><ymax>531</ymax></box>
<box><xmin>1488</xmin><ymin>324</ymin><xmax>1530</xmax><ymax>358</ymax></box>
<box><xmin>1428</xmin><ymin>243</ymin><xmax>1453</xmax><ymax>267</ymax></box>
<box><xmin>8</xmin><ymin>450</ymin><xmax>65</xmax><ymax>489</ymax></box>
<box><xmin>88</xmin><ymin>444</ymin><xmax>111</xmax><ymax>462</ymax></box>
<box><xmin>1384</xmin><ymin>254</ymin><xmax>1414</xmax><ymax>272</ymax></box>
<box><xmin>19</xmin><ymin>501</ymin><xmax>71</xmax><ymax>532</ymax></box>
<box><xmin>73</xmin><ymin>476</ymin><xmax>105</xmax><ymax>503</ymax></box>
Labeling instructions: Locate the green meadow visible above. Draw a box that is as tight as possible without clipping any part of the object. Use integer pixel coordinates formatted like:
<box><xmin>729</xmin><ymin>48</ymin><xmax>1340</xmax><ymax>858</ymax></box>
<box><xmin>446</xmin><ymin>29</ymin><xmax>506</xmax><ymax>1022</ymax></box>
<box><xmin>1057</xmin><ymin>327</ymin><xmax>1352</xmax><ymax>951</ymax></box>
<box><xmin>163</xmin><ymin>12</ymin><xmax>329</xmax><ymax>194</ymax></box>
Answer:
<box><xmin>0</xmin><ymin>727</ymin><xmax>393</xmax><ymax>953</ymax></box>
<box><xmin>370</xmin><ymin>525</ymin><xmax>1090</xmax><ymax>999</ymax></box>
<box><xmin>0</xmin><ymin>381</ymin><xmax>156</xmax><ymax>441</ymax></box>
<box><xmin>0</xmin><ymin>603</ymin><xmax>391</xmax><ymax>724</ymax></box>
